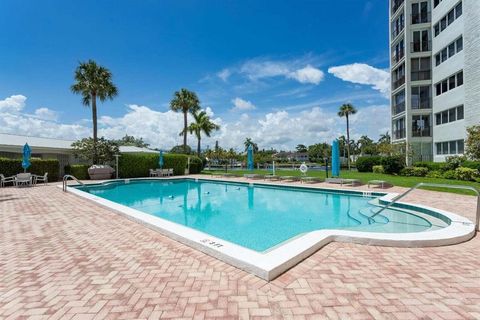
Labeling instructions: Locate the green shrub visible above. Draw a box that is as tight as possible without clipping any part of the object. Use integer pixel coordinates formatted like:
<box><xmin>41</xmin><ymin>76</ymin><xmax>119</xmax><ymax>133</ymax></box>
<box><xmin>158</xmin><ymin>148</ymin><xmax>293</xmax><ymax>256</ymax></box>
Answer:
<box><xmin>400</xmin><ymin>166</ymin><xmax>429</xmax><ymax>177</ymax></box>
<box><xmin>414</xmin><ymin>161</ymin><xmax>447</xmax><ymax>172</ymax></box>
<box><xmin>461</xmin><ymin>160</ymin><xmax>480</xmax><ymax>171</ymax></box>
<box><xmin>0</xmin><ymin>157</ymin><xmax>60</xmax><ymax>181</ymax></box>
<box><xmin>443</xmin><ymin>170</ymin><xmax>456</xmax><ymax>180</ymax></box>
<box><xmin>426</xmin><ymin>170</ymin><xmax>444</xmax><ymax>179</ymax></box>
<box><xmin>372</xmin><ymin>165</ymin><xmax>384</xmax><ymax>174</ymax></box>
<box><xmin>355</xmin><ymin>156</ymin><xmax>382</xmax><ymax>172</ymax></box>
<box><xmin>454</xmin><ymin>167</ymin><xmax>480</xmax><ymax>181</ymax></box>
<box><xmin>64</xmin><ymin>164</ymin><xmax>90</xmax><ymax>180</ymax></box>
<box><xmin>118</xmin><ymin>153</ymin><xmax>202</xmax><ymax>178</ymax></box>
<box><xmin>381</xmin><ymin>155</ymin><xmax>405</xmax><ymax>174</ymax></box>
<box><xmin>444</xmin><ymin>156</ymin><xmax>466</xmax><ymax>171</ymax></box>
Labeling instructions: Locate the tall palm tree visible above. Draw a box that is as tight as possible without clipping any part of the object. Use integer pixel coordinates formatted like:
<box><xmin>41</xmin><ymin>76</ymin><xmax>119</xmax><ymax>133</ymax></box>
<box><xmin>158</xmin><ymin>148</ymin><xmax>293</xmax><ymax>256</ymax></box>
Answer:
<box><xmin>71</xmin><ymin>60</ymin><xmax>118</xmax><ymax>164</ymax></box>
<box><xmin>379</xmin><ymin>131</ymin><xmax>391</xmax><ymax>144</ymax></box>
<box><xmin>244</xmin><ymin>137</ymin><xmax>258</xmax><ymax>152</ymax></box>
<box><xmin>181</xmin><ymin>110</ymin><xmax>220</xmax><ymax>155</ymax></box>
<box><xmin>337</xmin><ymin>103</ymin><xmax>357</xmax><ymax>170</ymax></box>
<box><xmin>170</xmin><ymin>89</ymin><xmax>200</xmax><ymax>153</ymax></box>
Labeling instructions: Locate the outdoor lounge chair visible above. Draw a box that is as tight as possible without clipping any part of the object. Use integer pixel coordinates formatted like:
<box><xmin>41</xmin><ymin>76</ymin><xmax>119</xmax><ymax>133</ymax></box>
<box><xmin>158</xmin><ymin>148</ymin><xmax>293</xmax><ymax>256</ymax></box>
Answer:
<box><xmin>15</xmin><ymin>173</ymin><xmax>32</xmax><ymax>187</ymax></box>
<box><xmin>301</xmin><ymin>176</ymin><xmax>323</xmax><ymax>184</ymax></box>
<box><xmin>368</xmin><ymin>180</ymin><xmax>388</xmax><ymax>189</ymax></box>
<box><xmin>33</xmin><ymin>173</ymin><xmax>48</xmax><ymax>186</ymax></box>
<box><xmin>244</xmin><ymin>174</ymin><xmax>264</xmax><ymax>180</ymax></box>
<box><xmin>326</xmin><ymin>178</ymin><xmax>360</xmax><ymax>186</ymax></box>
<box><xmin>279</xmin><ymin>176</ymin><xmax>300</xmax><ymax>182</ymax></box>
<box><xmin>0</xmin><ymin>174</ymin><xmax>15</xmax><ymax>188</ymax></box>
<box><xmin>264</xmin><ymin>174</ymin><xmax>280</xmax><ymax>181</ymax></box>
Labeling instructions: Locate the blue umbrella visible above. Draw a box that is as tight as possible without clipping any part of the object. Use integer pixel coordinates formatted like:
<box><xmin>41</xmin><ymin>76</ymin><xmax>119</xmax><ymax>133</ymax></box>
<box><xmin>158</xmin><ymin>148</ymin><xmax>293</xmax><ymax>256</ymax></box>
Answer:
<box><xmin>159</xmin><ymin>150</ymin><xmax>164</xmax><ymax>169</ymax></box>
<box><xmin>22</xmin><ymin>143</ymin><xmax>31</xmax><ymax>173</ymax></box>
<box><xmin>331</xmin><ymin>140</ymin><xmax>340</xmax><ymax>177</ymax></box>
<box><xmin>247</xmin><ymin>145</ymin><xmax>254</xmax><ymax>171</ymax></box>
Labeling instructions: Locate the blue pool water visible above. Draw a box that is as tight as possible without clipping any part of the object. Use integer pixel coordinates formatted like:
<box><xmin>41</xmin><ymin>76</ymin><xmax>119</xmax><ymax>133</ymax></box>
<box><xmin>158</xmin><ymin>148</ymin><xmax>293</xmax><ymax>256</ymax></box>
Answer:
<box><xmin>76</xmin><ymin>179</ymin><xmax>442</xmax><ymax>252</ymax></box>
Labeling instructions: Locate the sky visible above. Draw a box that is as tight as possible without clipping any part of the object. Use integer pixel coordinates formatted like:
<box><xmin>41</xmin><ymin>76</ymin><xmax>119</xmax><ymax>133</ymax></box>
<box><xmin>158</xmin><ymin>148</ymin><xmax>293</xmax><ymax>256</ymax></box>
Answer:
<box><xmin>0</xmin><ymin>0</ymin><xmax>391</xmax><ymax>151</ymax></box>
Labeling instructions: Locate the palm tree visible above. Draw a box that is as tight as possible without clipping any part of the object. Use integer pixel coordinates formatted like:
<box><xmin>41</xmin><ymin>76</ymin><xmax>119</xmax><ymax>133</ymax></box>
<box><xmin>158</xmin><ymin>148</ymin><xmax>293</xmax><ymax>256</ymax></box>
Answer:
<box><xmin>244</xmin><ymin>138</ymin><xmax>258</xmax><ymax>152</ymax></box>
<box><xmin>337</xmin><ymin>103</ymin><xmax>357</xmax><ymax>170</ymax></box>
<box><xmin>379</xmin><ymin>131</ymin><xmax>391</xmax><ymax>144</ymax></box>
<box><xmin>71</xmin><ymin>60</ymin><xmax>118</xmax><ymax>164</ymax></box>
<box><xmin>170</xmin><ymin>89</ymin><xmax>200</xmax><ymax>153</ymax></box>
<box><xmin>181</xmin><ymin>110</ymin><xmax>220</xmax><ymax>155</ymax></box>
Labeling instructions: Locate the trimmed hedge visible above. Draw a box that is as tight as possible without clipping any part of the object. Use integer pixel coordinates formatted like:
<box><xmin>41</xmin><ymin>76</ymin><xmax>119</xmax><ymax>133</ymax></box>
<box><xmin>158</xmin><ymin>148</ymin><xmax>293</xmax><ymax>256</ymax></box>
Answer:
<box><xmin>64</xmin><ymin>164</ymin><xmax>90</xmax><ymax>180</ymax></box>
<box><xmin>461</xmin><ymin>160</ymin><xmax>480</xmax><ymax>171</ymax></box>
<box><xmin>118</xmin><ymin>153</ymin><xmax>203</xmax><ymax>178</ymax></box>
<box><xmin>355</xmin><ymin>156</ymin><xmax>382</xmax><ymax>172</ymax></box>
<box><xmin>414</xmin><ymin>161</ymin><xmax>446</xmax><ymax>172</ymax></box>
<box><xmin>0</xmin><ymin>157</ymin><xmax>59</xmax><ymax>181</ymax></box>
<box><xmin>400</xmin><ymin>166</ymin><xmax>429</xmax><ymax>177</ymax></box>
<box><xmin>381</xmin><ymin>155</ymin><xmax>405</xmax><ymax>174</ymax></box>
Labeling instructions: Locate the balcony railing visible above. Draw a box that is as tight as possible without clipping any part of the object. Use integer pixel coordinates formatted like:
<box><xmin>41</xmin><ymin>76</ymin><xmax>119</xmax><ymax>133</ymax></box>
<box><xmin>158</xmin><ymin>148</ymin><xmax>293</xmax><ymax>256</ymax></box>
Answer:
<box><xmin>392</xmin><ymin>102</ymin><xmax>406</xmax><ymax>115</ymax></box>
<box><xmin>392</xmin><ymin>49</ymin><xmax>405</xmax><ymax>64</ymax></box>
<box><xmin>412</xmin><ymin>127</ymin><xmax>432</xmax><ymax>137</ymax></box>
<box><xmin>411</xmin><ymin>70</ymin><xmax>431</xmax><ymax>81</ymax></box>
<box><xmin>411</xmin><ymin>12</ymin><xmax>431</xmax><ymax>24</ymax></box>
<box><xmin>393</xmin><ymin>129</ymin><xmax>406</xmax><ymax>140</ymax></box>
<box><xmin>411</xmin><ymin>41</ymin><xmax>431</xmax><ymax>53</ymax></box>
<box><xmin>392</xmin><ymin>25</ymin><xmax>405</xmax><ymax>39</ymax></box>
<box><xmin>411</xmin><ymin>98</ymin><xmax>431</xmax><ymax>109</ymax></box>
<box><xmin>392</xmin><ymin>77</ymin><xmax>405</xmax><ymax>90</ymax></box>
<box><xmin>392</xmin><ymin>0</ymin><xmax>405</xmax><ymax>14</ymax></box>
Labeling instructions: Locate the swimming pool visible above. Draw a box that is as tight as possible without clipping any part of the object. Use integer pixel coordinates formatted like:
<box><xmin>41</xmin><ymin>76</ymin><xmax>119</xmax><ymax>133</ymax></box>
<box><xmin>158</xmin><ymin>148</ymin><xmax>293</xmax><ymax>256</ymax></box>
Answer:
<box><xmin>70</xmin><ymin>178</ymin><xmax>475</xmax><ymax>280</ymax></box>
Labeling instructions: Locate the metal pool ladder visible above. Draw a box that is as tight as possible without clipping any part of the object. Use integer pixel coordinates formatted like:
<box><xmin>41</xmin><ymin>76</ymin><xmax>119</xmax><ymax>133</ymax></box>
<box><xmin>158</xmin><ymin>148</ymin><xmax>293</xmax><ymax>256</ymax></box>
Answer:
<box><xmin>62</xmin><ymin>175</ymin><xmax>85</xmax><ymax>192</ymax></box>
<box><xmin>371</xmin><ymin>182</ymin><xmax>480</xmax><ymax>232</ymax></box>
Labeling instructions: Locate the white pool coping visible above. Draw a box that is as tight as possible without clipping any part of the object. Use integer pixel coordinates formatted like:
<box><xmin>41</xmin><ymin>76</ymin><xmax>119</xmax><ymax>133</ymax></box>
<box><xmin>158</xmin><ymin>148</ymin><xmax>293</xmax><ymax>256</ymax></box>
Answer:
<box><xmin>62</xmin><ymin>178</ymin><xmax>476</xmax><ymax>281</ymax></box>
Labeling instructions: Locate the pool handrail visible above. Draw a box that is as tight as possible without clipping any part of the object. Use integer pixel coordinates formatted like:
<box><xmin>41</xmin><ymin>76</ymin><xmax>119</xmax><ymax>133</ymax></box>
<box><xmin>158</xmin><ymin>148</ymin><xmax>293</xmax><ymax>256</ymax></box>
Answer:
<box><xmin>371</xmin><ymin>182</ymin><xmax>479</xmax><ymax>232</ymax></box>
<box><xmin>62</xmin><ymin>174</ymin><xmax>85</xmax><ymax>192</ymax></box>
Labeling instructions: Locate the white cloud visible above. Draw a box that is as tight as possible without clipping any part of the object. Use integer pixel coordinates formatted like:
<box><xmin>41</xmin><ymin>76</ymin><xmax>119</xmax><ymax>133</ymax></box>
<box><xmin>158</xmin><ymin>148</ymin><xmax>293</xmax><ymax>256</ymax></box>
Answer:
<box><xmin>34</xmin><ymin>107</ymin><xmax>58</xmax><ymax>121</ymax></box>
<box><xmin>287</xmin><ymin>65</ymin><xmax>324</xmax><ymax>84</ymax></box>
<box><xmin>328</xmin><ymin>63</ymin><xmax>390</xmax><ymax>96</ymax></box>
<box><xmin>217</xmin><ymin>57</ymin><xmax>325</xmax><ymax>85</ymax></box>
<box><xmin>0</xmin><ymin>94</ymin><xmax>389</xmax><ymax>152</ymax></box>
<box><xmin>217</xmin><ymin>68</ymin><xmax>231</xmax><ymax>82</ymax></box>
<box><xmin>231</xmin><ymin>97</ymin><xmax>256</xmax><ymax>112</ymax></box>
<box><xmin>0</xmin><ymin>94</ymin><xmax>27</xmax><ymax>112</ymax></box>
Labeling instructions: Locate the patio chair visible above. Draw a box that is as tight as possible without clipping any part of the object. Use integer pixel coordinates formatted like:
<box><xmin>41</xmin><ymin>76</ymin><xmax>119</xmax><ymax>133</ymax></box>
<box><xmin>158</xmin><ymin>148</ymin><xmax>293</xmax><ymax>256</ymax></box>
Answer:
<box><xmin>33</xmin><ymin>173</ymin><xmax>48</xmax><ymax>186</ymax></box>
<box><xmin>149</xmin><ymin>169</ymin><xmax>158</xmax><ymax>177</ymax></box>
<box><xmin>168</xmin><ymin>168</ymin><xmax>174</xmax><ymax>176</ymax></box>
<box><xmin>301</xmin><ymin>176</ymin><xmax>323</xmax><ymax>184</ymax></box>
<box><xmin>264</xmin><ymin>174</ymin><xmax>281</xmax><ymax>181</ymax></box>
<box><xmin>279</xmin><ymin>176</ymin><xmax>300</xmax><ymax>182</ymax></box>
<box><xmin>0</xmin><ymin>174</ymin><xmax>15</xmax><ymax>188</ymax></box>
<box><xmin>15</xmin><ymin>173</ymin><xmax>32</xmax><ymax>187</ymax></box>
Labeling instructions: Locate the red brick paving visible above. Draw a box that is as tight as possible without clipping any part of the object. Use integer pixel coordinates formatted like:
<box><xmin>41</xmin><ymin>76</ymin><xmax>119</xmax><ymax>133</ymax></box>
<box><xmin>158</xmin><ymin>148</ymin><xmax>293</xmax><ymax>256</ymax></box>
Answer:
<box><xmin>1</xmin><ymin>181</ymin><xmax>479</xmax><ymax>319</ymax></box>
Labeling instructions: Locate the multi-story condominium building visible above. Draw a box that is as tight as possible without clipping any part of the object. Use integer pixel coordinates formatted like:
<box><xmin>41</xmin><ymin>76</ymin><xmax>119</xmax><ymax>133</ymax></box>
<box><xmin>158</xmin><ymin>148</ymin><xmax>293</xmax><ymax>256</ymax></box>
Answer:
<box><xmin>389</xmin><ymin>0</ymin><xmax>479</xmax><ymax>163</ymax></box>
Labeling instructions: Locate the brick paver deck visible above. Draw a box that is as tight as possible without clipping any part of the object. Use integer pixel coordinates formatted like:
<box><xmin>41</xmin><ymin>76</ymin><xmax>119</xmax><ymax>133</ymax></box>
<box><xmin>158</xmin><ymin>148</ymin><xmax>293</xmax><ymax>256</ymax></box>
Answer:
<box><xmin>1</xmin><ymin>179</ymin><xmax>479</xmax><ymax>319</ymax></box>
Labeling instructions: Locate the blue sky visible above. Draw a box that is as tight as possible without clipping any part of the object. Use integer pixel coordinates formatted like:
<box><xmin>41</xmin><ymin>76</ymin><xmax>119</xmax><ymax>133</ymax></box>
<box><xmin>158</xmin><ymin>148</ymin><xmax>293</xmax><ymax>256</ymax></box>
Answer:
<box><xmin>0</xmin><ymin>0</ymin><xmax>391</xmax><ymax>150</ymax></box>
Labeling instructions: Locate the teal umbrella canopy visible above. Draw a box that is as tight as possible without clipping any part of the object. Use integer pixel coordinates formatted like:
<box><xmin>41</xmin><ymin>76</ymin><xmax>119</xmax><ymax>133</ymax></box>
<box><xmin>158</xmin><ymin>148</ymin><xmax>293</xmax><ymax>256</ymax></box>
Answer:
<box><xmin>331</xmin><ymin>140</ymin><xmax>340</xmax><ymax>177</ymax></box>
<box><xmin>22</xmin><ymin>143</ymin><xmax>31</xmax><ymax>172</ymax></box>
<box><xmin>247</xmin><ymin>145</ymin><xmax>254</xmax><ymax>171</ymax></box>
<box><xmin>159</xmin><ymin>150</ymin><xmax>164</xmax><ymax>168</ymax></box>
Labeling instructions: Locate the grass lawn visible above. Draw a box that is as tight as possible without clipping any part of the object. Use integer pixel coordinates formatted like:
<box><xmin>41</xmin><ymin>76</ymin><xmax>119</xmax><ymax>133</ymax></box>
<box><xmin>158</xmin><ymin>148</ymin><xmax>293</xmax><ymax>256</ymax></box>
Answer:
<box><xmin>202</xmin><ymin>169</ymin><xmax>480</xmax><ymax>196</ymax></box>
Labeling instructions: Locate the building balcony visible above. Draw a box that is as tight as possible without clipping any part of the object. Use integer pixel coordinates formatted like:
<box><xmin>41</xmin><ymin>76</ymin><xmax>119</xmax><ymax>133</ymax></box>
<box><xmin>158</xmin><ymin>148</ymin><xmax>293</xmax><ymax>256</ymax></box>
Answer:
<box><xmin>393</xmin><ymin>129</ymin><xmax>406</xmax><ymax>140</ymax></box>
<box><xmin>392</xmin><ymin>77</ymin><xmax>405</xmax><ymax>90</ymax></box>
<box><xmin>411</xmin><ymin>12</ymin><xmax>431</xmax><ymax>24</ymax></box>
<box><xmin>392</xmin><ymin>0</ymin><xmax>405</xmax><ymax>14</ymax></box>
<box><xmin>392</xmin><ymin>26</ymin><xmax>404</xmax><ymax>39</ymax></box>
<box><xmin>392</xmin><ymin>102</ymin><xmax>405</xmax><ymax>115</ymax></box>
<box><xmin>411</xmin><ymin>98</ymin><xmax>431</xmax><ymax>109</ymax></box>
<box><xmin>411</xmin><ymin>41</ymin><xmax>431</xmax><ymax>53</ymax></box>
<box><xmin>411</xmin><ymin>70</ymin><xmax>431</xmax><ymax>81</ymax></box>
<box><xmin>391</xmin><ymin>50</ymin><xmax>405</xmax><ymax>65</ymax></box>
<box><xmin>412</xmin><ymin>127</ymin><xmax>432</xmax><ymax>137</ymax></box>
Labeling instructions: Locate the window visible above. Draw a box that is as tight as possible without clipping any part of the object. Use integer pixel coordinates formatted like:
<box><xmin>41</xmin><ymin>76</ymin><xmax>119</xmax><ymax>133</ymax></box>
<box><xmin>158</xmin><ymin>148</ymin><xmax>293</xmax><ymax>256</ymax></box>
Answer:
<box><xmin>393</xmin><ymin>90</ymin><xmax>406</xmax><ymax>114</ymax></box>
<box><xmin>393</xmin><ymin>117</ymin><xmax>406</xmax><ymax>140</ymax></box>
<box><xmin>457</xmin><ymin>105</ymin><xmax>464</xmax><ymax>120</ymax></box>
<box><xmin>434</xmin><ymin>36</ymin><xmax>463</xmax><ymax>67</ymax></box>
<box><xmin>456</xmin><ymin>2</ymin><xmax>462</xmax><ymax>18</ymax></box>
<box><xmin>392</xmin><ymin>14</ymin><xmax>405</xmax><ymax>38</ymax></box>
<box><xmin>457</xmin><ymin>37</ymin><xmax>463</xmax><ymax>51</ymax></box>
<box><xmin>457</xmin><ymin>71</ymin><xmax>463</xmax><ymax>86</ymax></box>
<box><xmin>411</xmin><ymin>57</ymin><xmax>431</xmax><ymax>81</ymax></box>
<box><xmin>436</xmin><ymin>140</ymin><xmax>465</xmax><ymax>155</ymax></box>
<box><xmin>434</xmin><ymin>0</ymin><xmax>441</xmax><ymax>7</ymax></box>
<box><xmin>435</xmin><ymin>105</ymin><xmax>464</xmax><ymax>126</ymax></box>
<box><xmin>411</xmin><ymin>86</ymin><xmax>431</xmax><ymax>109</ymax></box>
<box><xmin>412</xmin><ymin>30</ymin><xmax>430</xmax><ymax>52</ymax></box>
<box><xmin>433</xmin><ymin>1</ymin><xmax>463</xmax><ymax>37</ymax></box>
<box><xmin>392</xmin><ymin>64</ymin><xmax>405</xmax><ymax>90</ymax></box>
<box><xmin>435</xmin><ymin>70</ymin><xmax>464</xmax><ymax>96</ymax></box>
<box><xmin>449</xmin><ymin>75</ymin><xmax>456</xmax><ymax>90</ymax></box>
<box><xmin>392</xmin><ymin>39</ymin><xmax>405</xmax><ymax>64</ymax></box>
<box><xmin>412</xmin><ymin>2</ymin><xmax>429</xmax><ymax>24</ymax></box>
<box><xmin>412</xmin><ymin>115</ymin><xmax>431</xmax><ymax>137</ymax></box>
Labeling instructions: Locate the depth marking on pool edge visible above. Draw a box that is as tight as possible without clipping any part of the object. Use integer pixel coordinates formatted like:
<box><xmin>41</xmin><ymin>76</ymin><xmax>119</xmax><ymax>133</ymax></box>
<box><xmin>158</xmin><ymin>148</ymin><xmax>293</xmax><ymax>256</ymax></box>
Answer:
<box><xmin>200</xmin><ymin>238</ymin><xmax>224</xmax><ymax>248</ymax></box>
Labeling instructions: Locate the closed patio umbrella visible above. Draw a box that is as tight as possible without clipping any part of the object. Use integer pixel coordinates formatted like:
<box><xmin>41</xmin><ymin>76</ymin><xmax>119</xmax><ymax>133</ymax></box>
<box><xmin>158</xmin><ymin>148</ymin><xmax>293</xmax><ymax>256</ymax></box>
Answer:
<box><xmin>332</xmin><ymin>140</ymin><xmax>340</xmax><ymax>177</ymax></box>
<box><xmin>159</xmin><ymin>150</ymin><xmax>164</xmax><ymax>169</ymax></box>
<box><xmin>247</xmin><ymin>145</ymin><xmax>254</xmax><ymax>171</ymax></box>
<box><xmin>22</xmin><ymin>143</ymin><xmax>31</xmax><ymax>173</ymax></box>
